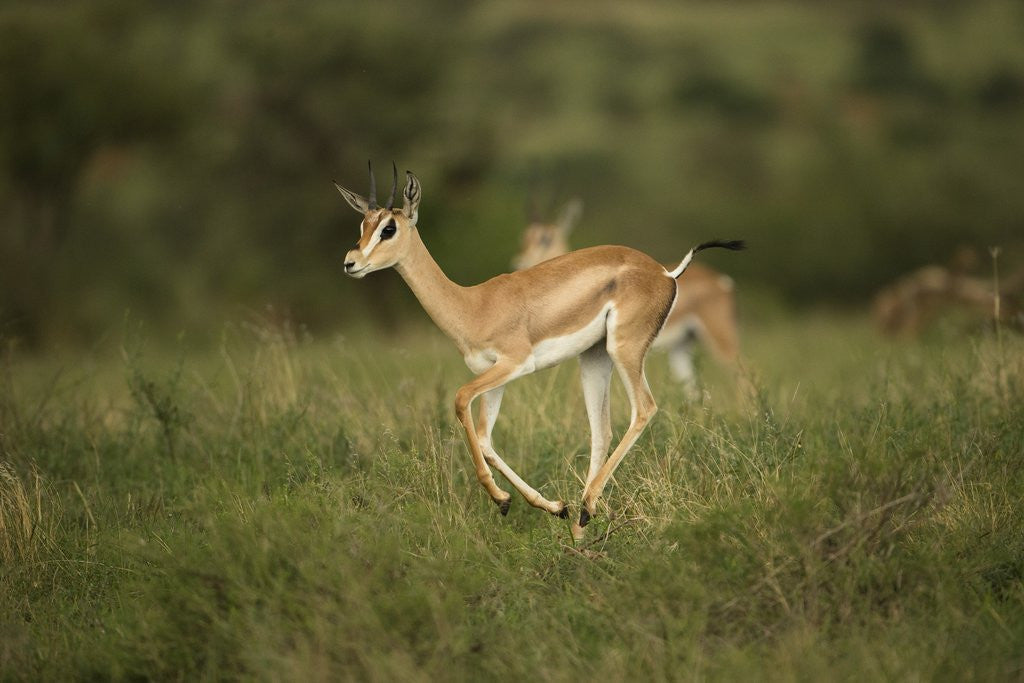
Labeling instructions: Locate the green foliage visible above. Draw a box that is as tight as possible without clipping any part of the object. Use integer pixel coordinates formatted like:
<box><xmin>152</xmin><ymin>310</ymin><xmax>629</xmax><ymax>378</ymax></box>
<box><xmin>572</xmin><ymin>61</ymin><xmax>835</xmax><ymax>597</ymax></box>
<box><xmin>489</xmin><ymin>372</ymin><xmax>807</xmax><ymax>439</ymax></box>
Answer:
<box><xmin>0</xmin><ymin>0</ymin><xmax>1023</xmax><ymax>347</ymax></box>
<box><xmin>1</xmin><ymin>315</ymin><xmax>1022</xmax><ymax>678</ymax></box>
<box><xmin>0</xmin><ymin>1</ymin><xmax>191</xmax><ymax>344</ymax></box>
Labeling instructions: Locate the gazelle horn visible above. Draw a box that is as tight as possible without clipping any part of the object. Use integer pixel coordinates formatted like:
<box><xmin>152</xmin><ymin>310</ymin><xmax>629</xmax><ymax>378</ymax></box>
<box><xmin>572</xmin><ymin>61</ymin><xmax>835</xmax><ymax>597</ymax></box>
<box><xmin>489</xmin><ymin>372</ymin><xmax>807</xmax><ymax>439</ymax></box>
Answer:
<box><xmin>385</xmin><ymin>161</ymin><xmax>398</xmax><ymax>210</ymax></box>
<box><xmin>367</xmin><ymin>160</ymin><xmax>378</xmax><ymax>209</ymax></box>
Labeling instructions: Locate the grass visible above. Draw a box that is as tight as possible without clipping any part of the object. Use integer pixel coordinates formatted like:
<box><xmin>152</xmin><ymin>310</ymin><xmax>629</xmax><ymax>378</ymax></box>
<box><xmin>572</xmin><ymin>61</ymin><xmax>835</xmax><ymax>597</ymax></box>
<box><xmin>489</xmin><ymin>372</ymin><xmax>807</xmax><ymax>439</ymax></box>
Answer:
<box><xmin>1</xmin><ymin>312</ymin><xmax>1022</xmax><ymax>680</ymax></box>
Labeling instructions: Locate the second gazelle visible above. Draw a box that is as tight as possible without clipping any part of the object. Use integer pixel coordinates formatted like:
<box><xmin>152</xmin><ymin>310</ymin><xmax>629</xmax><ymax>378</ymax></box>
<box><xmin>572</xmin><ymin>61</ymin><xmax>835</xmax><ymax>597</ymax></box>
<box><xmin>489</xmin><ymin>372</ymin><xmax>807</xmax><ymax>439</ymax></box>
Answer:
<box><xmin>336</xmin><ymin>163</ymin><xmax>743</xmax><ymax>538</ymax></box>
<box><xmin>515</xmin><ymin>199</ymin><xmax>742</xmax><ymax>400</ymax></box>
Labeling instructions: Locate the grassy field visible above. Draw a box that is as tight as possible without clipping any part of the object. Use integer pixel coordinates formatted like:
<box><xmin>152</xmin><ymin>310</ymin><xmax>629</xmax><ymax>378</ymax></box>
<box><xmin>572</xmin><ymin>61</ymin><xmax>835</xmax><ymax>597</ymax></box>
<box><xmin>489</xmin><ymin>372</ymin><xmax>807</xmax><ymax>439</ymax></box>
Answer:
<box><xmin>2</xmin><ymin>312</ymin><xmax>1023</xmax><ymax>680</ymax></box>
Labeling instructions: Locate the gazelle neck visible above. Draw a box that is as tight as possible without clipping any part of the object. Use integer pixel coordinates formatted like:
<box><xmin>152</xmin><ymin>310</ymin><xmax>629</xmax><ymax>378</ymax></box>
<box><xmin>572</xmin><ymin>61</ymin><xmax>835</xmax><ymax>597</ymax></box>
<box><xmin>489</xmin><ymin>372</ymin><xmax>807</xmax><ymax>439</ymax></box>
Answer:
<box><xmin>393</xmin><ymin>228</ymin><xmax>478</xmax><ymax>348</ymax></box>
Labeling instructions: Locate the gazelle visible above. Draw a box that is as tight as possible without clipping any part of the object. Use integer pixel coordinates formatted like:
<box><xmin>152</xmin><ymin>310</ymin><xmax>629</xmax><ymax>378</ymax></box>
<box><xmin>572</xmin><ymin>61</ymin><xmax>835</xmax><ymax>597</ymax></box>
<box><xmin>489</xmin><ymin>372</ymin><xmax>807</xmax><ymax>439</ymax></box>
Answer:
<box><xmin>514</xmin><ymin>199</ymin><xmax>742</xmax><ymax>400</ymax></box>
<box><xmin>873</xmin><ymin>249</ymin><xmax>1024</xmax><ymax>336</ymax></box>
<box><xmin>336</xmin><ymin>163</ymin><xmax>743</xmax><ymax>538</ymax></box>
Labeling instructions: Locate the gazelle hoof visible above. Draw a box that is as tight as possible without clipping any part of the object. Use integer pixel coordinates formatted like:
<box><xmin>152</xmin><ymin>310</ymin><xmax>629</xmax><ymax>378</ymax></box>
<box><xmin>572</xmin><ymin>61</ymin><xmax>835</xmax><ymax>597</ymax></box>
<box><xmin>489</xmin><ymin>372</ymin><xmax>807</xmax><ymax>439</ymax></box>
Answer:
<box><xmin>578</xmin><ymin>506</ymin><xmax>592</xmax><ymax>528</ymax></box>
<box><xmin>495</xmin><ymin>497</ymin><xmax>512</xmax><ymax>516</ymax></box>
<box><xmin>552</xmin><ymin>503</ymin><xmax>570</xmax><ymax>519</ymax></box>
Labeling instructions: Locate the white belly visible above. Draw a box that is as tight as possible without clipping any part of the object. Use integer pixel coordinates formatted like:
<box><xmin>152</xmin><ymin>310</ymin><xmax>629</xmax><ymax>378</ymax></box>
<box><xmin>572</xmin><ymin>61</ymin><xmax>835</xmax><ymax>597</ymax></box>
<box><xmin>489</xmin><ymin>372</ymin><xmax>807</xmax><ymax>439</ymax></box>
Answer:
<box><xmin>531</xmin><ymin>303</ymin><xmax>613</xmax><ymax>370</ymax></box>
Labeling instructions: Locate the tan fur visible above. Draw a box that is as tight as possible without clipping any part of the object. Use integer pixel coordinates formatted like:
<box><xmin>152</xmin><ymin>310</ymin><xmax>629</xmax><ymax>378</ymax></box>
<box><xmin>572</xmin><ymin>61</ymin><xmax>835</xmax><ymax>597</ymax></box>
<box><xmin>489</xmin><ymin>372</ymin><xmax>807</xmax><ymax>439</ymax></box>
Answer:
<box><xmin>338</xmin><ymin>172</ymin><xmax>698</xmax><ymax>537</ymax></box>
<box><xmin>512</xmin><ymin>222</ymin><xmax>574</xmax><ymax>272</ymax></box>
<box><xmin>872</xmin><ymin>264</ymin><xmax>1017</xmax><ymax>336</ymax></box>
<box><xmin>511</xmin><ymin>198</ymin><xmax>580</xmax><ymax>272</ymax></box>
<box><xmin>514</xmin><ymin>207</ymin><xmax>742</xmax><ymax>398</ymax></box>
<box><xmin>652</xmin><ymin>263</ymin><xmax>739</xmax><ymax>359</ymax></box>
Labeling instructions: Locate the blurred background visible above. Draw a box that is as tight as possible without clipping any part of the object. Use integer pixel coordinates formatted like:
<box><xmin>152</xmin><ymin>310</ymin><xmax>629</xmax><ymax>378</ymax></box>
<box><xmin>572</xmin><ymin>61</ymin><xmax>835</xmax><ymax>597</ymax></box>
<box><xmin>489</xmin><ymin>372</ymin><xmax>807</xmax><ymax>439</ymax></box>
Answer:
<box><xmin>2</xmin><ymin>0</ymin><xmax>1023</xmax><ymax>348</ymax></box>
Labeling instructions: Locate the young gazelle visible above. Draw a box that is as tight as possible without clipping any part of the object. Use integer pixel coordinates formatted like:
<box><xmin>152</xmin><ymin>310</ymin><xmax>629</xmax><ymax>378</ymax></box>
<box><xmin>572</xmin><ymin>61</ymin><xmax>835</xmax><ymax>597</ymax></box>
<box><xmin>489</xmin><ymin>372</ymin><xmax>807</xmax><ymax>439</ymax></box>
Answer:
<box><xmin>336</xmin><ymin>163</ymin><xmax>743</xmax><ymax>538</ymax></box>
<box><xmin>514</xmin><ymin>200</ymin><xmax>742</xmax><ymax>399</ymax></box>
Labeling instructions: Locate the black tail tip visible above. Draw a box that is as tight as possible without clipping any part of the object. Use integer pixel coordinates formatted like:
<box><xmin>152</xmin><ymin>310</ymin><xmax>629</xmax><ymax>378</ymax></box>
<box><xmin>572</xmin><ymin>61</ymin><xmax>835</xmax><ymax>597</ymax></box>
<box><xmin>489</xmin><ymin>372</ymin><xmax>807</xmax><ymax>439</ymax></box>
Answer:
<box><xmin>695</xmin><ymin>239</ymin><xmax>746</xmax><ymax>253</ymax></box>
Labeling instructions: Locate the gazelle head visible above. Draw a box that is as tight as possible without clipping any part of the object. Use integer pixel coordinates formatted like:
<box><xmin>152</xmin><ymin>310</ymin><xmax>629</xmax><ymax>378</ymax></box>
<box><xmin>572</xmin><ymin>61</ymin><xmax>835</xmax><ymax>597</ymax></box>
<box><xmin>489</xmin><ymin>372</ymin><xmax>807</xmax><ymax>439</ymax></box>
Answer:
<box><xmin>336</xmin><ymin>161</ymin><xmax>422</xmax><ymax>278</ymax></box>
<box><xmin>511</xmin><ymin>198</ymin><xmax>582</xmax><ymax>271</ymax></box>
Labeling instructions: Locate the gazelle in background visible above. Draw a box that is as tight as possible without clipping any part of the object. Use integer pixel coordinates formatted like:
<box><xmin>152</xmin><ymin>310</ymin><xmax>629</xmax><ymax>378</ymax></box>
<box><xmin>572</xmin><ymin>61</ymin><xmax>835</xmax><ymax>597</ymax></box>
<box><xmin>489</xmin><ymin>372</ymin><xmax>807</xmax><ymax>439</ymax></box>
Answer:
<box><xmin>873</xmin><ymin>248</ymin><xmax>1024</xmax><ymax>337</ymax></box>
<box><xmin>336</xmin><ymin>163</ymin><xmax>743</xmax><ymax>539</ymax></box>
<box><xmin>514</xmin><ymin>199</ymin><xmax>742</xmax><ymax>400</ymax></box>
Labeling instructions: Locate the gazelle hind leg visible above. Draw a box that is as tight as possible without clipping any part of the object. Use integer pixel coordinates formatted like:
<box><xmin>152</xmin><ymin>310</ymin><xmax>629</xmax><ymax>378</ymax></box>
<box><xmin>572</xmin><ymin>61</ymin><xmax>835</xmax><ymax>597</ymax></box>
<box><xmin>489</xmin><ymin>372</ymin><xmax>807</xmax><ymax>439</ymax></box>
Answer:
<box><xmin>574</xmin><ymin>341</ymin><xmax>658</xmax><ymax>539</ymax></box>
<box><xmin>476</xmin><ymin>387</ymin><xmax>568</xmax><ymax>517</ymax></box>
<box><xmin>697</xmin><ymin>295</ymin><xmax>753</xmax><ymax>402</ymax></box>
<box><xmin>698</xmin><ymin>300</ymin><xmax>739</xmax><ymax>366</ymax></box>
<box><xmin>579</xmin><ymin>343</ymin><xmax>613</xmax><ymax>489</ymax></box>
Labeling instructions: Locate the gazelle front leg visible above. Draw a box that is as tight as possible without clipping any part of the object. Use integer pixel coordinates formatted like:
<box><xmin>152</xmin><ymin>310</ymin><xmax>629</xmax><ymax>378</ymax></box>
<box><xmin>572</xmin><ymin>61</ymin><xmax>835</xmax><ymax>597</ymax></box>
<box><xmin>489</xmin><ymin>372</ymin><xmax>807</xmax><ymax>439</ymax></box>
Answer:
<box><xmin>454</xmin><ymin>364</ymin><xmax>516</xmax><ymax>513</ymax></box>
<box><xmin>455</xmin><ymin>359</ymin><xmax>562</xmax><ymax>517</ymax></box>
<box><xmin>476</xmin><ymin>387</ymin><xmax>568</xmax><ymax>518</ymax></box>
<box><xmin>668</xmin><ymin>340</ymin><xmax>700</xmax><ymax>402</ymax></box>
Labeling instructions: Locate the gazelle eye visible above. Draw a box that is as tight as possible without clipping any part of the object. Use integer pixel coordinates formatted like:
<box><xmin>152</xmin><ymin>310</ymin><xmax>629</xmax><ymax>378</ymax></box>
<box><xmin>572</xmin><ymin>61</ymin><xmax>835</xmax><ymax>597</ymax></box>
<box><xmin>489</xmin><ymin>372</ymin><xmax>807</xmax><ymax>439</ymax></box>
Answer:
<box><xmin>380</xmin><ymin>223</ymin><xmax>397</xmax><ymax>240</ymax></box>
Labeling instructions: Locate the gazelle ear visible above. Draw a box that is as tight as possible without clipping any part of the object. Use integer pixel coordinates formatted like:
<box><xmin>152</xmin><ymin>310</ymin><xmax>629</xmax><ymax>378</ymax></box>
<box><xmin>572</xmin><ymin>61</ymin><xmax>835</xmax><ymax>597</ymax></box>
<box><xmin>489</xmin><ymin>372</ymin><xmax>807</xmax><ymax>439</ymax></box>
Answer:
<box><xmin>402</xmin><ymin>171</ymin><xmax>422</xmax><ymax>224</ymax></box>
<box><xmin>334</xmin><ymin>182</ymin><xmax>370</xmax><ymax>215</ymax></box>
<box><xmin>556</xmin><ymin>198</ymin><xmax>583</xmax><ymax>234</ymax></box>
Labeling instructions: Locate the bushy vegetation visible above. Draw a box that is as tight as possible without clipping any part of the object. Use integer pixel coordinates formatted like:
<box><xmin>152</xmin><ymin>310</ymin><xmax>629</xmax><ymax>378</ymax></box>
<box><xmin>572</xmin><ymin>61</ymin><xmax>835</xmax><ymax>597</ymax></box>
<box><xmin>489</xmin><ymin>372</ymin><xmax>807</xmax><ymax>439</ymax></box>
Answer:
<box><xmin>2</xmin><ymin>1</ymin><xmax>1024</xmax><ymax>345</ymax></box>
<box><xmin>2</xmin><ymin>315</ymin><xmax>1022</xmax><ymax>679</ymax></box>
<box><xmin>3</xmin><ymin>1</ymin><xmax>1023</xmax><ymax>677</ymax></box>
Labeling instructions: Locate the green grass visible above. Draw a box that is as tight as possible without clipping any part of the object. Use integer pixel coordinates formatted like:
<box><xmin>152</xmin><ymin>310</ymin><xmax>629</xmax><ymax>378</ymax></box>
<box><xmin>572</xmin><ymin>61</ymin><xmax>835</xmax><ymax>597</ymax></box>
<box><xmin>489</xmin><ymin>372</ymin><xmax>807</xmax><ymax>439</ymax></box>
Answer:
<box><xmin>2</xmin><ymin>313</ymin><xmax>1023</xmax><ymax>680</ymax></box>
